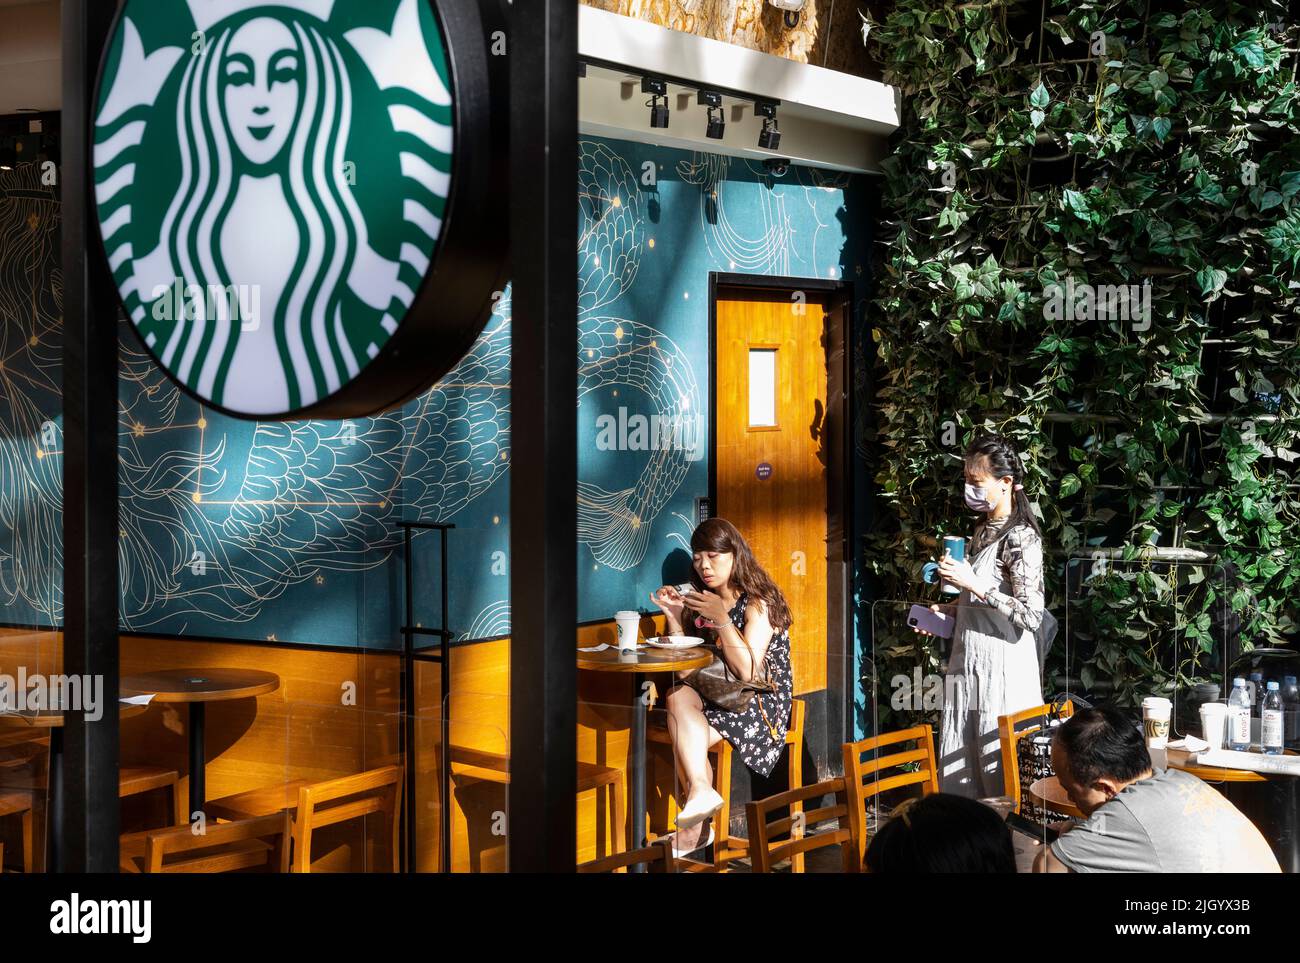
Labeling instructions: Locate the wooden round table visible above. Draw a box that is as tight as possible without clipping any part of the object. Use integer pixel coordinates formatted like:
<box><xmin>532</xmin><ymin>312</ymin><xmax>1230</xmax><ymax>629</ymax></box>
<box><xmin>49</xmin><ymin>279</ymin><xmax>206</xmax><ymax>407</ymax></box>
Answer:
<box><xmin>578</xmin><ymin>645</ymin><xmax>712</xmax><ymax>869</ymax></box>
<box><xmin>120</xmin><ymin>668</ymin><xmax>280</xmax><ymax>821</ymax></box>
<box><xmin>1170</xmin><ymin>754</ymin><xmax>1300</xmax><ymax>871</ymax></box>
<box><xmin>1028</xmin><ymin>775</ymin><xmax>1084</xmax><ymax>819</ymax></box>
<box><xmin>0</xmin><ymin>703</ymin><xmax>148</xmax><ymax>871</ymax></box>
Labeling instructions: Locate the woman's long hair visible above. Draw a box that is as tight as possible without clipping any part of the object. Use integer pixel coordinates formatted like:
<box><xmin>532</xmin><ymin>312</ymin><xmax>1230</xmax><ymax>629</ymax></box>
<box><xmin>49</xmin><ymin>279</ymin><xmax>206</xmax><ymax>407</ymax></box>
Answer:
<box><xmin>157</xmin><ymin>13</ymin><xmax>366</xmax><ymax>410</ymax></box>
<box><xmin>688</xmin><ymin>518</ymin><xmax>792</xmax><ymax>633</ymax></box>
<box><xmin>964</xmin><ymin>433</ymin><xmax>1042</xmax><ymax>543</ymax></box>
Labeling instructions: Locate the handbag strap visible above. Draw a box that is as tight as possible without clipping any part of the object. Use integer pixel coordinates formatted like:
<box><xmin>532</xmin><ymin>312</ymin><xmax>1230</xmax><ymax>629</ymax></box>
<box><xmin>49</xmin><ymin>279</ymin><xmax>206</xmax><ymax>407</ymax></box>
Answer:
<box><xmin>714</xmin><ymin>591</ymin><xmax>769</xmax><ymax>684</ymax></box>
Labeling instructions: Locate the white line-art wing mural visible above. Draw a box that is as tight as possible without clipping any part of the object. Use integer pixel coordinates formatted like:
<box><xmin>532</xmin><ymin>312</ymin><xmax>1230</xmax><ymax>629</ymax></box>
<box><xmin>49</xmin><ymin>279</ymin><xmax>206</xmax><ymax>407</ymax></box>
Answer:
<box><xmin>116</xmin><ymin>303</ymin><xmax>510</xmax><ymax>630</ymax></box>
<box><xmin>0</xmin><ymin>163</ymin><xmax>63</xmax><ymax>625</ymax></box>
<box><xmin>576</xmin><ymin>141</ymin><xmax>701</xmax><ymax>572</ymax></box>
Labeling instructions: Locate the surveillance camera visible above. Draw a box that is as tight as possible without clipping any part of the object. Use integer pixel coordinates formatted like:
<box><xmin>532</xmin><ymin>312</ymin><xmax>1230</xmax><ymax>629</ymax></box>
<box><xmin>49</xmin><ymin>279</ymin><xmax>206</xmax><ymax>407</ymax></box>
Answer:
<box><xmin>764</xmin><ymin>158</ymin><xmax>791</xmax><ymax>178</ymax></box>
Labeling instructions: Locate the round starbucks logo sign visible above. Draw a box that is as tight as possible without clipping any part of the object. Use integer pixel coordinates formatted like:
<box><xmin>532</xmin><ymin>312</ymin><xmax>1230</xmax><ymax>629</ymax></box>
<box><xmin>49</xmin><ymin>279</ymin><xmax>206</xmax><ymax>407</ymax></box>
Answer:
<box><xmin>92</xmin><ymin>0</ymin><xmax>504</xmax><ymax>418</ymax></box>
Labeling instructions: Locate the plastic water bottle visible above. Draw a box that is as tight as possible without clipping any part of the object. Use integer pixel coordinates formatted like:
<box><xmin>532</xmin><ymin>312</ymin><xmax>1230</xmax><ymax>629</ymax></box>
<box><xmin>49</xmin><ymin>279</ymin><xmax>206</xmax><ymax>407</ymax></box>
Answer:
<box><xmin>1249</xmin><ymin>671</ymin><xmax>1264</xmax><ymax>716</ymax></box>
<box><xmin>1228</xmin><ymin>678</ymin><xmax>1252</xmax><ymax>751</ymax></box>
<box><xmin>1283</xmin><ymin>675</ymin><xmax>1300</xmax><ymax>745</ymax></box>
<box><xmin>1262</xmin><ymin>682</ymin><xmax>1284</xmax><ymax>755</ymax></box>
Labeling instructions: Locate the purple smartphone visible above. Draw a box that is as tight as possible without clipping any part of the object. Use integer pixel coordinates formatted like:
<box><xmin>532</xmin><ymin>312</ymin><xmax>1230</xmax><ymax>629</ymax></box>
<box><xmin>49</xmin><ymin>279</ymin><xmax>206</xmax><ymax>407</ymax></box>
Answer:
<box><xmin>908</xmin><ymin>604</ymin><xmax>954</xmax><ymax>639</ymax></box>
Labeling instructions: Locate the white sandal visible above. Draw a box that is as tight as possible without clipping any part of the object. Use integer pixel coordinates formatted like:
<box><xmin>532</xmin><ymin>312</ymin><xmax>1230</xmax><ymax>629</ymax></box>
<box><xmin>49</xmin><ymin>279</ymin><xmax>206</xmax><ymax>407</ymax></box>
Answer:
<box><xmin>667</xmin><ymin>823</ymin><xmax>716</xmax><ymax>858</ymax></box>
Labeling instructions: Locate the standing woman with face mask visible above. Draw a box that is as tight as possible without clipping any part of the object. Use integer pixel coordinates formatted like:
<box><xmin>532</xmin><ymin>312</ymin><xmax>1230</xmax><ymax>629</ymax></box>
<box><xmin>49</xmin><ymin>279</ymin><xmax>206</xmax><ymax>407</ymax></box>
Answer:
<box><xmin>916</xmin><ymin>434</ymin><xmax>1051</xmax><ymax>798</ymax></box>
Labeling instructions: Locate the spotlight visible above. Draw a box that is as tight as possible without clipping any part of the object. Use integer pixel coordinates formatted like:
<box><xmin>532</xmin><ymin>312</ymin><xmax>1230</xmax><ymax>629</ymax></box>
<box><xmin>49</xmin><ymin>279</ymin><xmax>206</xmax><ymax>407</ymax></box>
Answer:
<box><xmin>755</xmin><ymin>100</ymin><xmax>781</xmax><ymax>151</ymax></box>
<box><xmin>698</xmin><ymin>90</ymin><xmax>725</xmax><ymax>139</ymax></box>
<box><xmin>642</xmin><ymin>77</ymin><xmax>669</xmax><ymax>129</ymax></box>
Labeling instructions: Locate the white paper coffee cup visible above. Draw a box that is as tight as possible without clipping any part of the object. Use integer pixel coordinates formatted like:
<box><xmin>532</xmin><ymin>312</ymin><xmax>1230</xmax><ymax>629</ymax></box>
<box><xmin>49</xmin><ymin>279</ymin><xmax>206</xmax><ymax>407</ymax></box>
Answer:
<box><xmin>614</xmin><ymin>610</ymin><xmax>640</xmax><ymax>652</ymax></box>
<box><xmin>1200</xmin><ymin>701</ymin><xmax>1228</xmax><ymax>751</ymax></box>
<box><xmin>1142</xmin><ymin>697</ymin><xmax>1172</xmax><ymax>749</ymax></box>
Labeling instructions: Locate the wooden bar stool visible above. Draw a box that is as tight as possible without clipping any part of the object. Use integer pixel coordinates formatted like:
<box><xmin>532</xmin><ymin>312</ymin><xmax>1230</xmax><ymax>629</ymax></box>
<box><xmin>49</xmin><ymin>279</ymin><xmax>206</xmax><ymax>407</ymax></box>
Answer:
<box><xmin>441</xmin><ymin>746</ymin><xmax>627</xmax><ymax>859</ymax></box>
<box><xmin>649</xmin><ymin>697</ymin><xmax>805</xmax><ymax>871</ymax></box>
<box><xmin>0</xmin><ymin>789</ymin><xmax>34</xmax><ymax>873</ymax></box>
<box><xmin>205</xmin><ymin>765</ymin><xmax>403</xmax><ymax>872</ymax></box>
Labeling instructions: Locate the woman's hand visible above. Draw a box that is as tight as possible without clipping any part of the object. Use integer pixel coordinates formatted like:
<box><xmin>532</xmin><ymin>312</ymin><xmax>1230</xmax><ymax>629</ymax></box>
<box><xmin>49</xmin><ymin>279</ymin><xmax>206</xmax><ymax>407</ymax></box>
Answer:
<box><xmin>648</xmin><ymin>585</ymin><xmax>687</xmax><ymax>630</ymax></box>
<box><xmin>937</xmin><ymin>552</ymin><xmax>983</xmax><ymax>595</ymax></box>
<box><xmin>910</xmin><ymin>604</ymin><xmax>947</xmax><ymax>638</ymax></box>
<box><xmin>680</xmin><ymin>589</ymin><xmax>729</xmax><ymax>629</ymax></box>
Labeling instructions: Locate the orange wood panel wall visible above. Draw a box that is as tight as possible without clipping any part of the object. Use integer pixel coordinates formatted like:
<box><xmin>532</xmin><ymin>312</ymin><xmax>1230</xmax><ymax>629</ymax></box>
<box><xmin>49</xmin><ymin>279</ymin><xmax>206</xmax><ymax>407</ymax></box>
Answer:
<box><xmin>715</xmin><ymin>294</ymin><xmax>830</xmax><ymax>695</ymax></box>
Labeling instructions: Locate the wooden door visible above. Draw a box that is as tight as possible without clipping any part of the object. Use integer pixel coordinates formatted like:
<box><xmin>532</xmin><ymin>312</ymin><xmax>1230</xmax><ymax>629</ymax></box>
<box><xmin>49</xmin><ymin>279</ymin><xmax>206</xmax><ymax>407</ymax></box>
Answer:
<box><xmin>714</xmin><ymin>292</ymin><xmax>829</xmax><ymax>696</ymax></box>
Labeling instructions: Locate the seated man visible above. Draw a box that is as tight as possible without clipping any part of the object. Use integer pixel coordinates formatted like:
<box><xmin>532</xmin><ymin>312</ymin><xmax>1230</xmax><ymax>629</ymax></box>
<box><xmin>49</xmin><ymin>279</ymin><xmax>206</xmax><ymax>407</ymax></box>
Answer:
<box><xmin>1034</xmin><ymin>705</ymin><xmax>1280</xmax><ymax>873</ymax></box>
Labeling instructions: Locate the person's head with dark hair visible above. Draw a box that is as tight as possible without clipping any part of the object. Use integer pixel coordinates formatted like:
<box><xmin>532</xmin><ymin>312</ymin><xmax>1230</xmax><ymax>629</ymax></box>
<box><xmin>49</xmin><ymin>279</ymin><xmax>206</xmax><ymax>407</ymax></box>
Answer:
<box><xmin>688</xmin><ymin>517</ymin><xmax>792</xmax><ymax>632</ymax></box>
<box><xmin>864</xmin><ymin>793</ymin><xmax>1017</xmax><ymax>873</ymax></box>
<box><xmin>1051</xmin><ymin>705</ymin><xmax>1153</xmax><ymax>817</ymax></box>
<box><xmin>962</xmin><ymin>432</ymin><xmax>1042</xmax><ymax>539</ymax></box>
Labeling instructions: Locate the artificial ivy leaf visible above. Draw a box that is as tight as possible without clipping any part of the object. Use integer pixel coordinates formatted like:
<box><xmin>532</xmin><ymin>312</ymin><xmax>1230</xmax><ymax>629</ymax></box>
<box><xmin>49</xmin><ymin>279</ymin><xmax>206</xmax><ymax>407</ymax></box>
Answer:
<box><xmin>1030</xmin><ymin>82</ymin><xmax>1050</xmax><ymax>108</ymax></box>
<box><xmin>1231</xmin><ymin>38</ymin><xmax>1268</xmax><ymax>69</ymax></box>
<box><xmin>1196</xmin><ymin>267</ymin><xmax>1227</xmax><ymax>298</ymax></box>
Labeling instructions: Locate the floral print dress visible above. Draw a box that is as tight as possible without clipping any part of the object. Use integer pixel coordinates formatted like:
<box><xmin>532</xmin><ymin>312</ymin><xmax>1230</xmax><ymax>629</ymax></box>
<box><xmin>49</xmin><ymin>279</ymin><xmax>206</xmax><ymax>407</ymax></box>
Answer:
<box><xmin>695</xmin><ymin>591</ymin><xmax>794</xmax><ymax>778</ymax></box>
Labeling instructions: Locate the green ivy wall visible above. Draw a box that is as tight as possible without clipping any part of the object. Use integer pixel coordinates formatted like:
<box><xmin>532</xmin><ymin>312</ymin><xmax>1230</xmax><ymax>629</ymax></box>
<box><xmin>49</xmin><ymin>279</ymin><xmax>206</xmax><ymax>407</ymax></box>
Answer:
<box><xmin>862</xmin><ymin>0</ymin><xmax>1300</xmax><ymax>728</ymax></box>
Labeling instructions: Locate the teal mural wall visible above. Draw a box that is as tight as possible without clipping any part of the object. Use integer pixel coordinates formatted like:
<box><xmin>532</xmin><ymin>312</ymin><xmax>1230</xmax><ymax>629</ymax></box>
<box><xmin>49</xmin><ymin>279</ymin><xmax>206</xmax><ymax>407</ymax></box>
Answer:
<box><xmin>0</xmin><ymin>136</ymin><xmax>869</xmax><ymax>668</ymax></box>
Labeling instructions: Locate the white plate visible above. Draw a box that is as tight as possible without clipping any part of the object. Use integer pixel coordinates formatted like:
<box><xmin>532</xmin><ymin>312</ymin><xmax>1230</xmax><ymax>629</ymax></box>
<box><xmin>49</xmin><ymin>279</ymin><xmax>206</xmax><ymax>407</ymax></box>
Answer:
<box><xmin>646</xmin><ymin>636</ymin><xmax>705</xmax><ymax>649</ymax></box>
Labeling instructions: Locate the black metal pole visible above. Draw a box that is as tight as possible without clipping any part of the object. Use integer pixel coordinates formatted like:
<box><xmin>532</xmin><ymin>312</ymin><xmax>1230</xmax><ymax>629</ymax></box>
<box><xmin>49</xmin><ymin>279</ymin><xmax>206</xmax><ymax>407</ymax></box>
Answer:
<box><xmin>60</xmin><ymin>0</ymin><xmax>120</xmax><ymax>874</ymax></box>
<box><xmin>402</xmin><ymin>524</ymin><xmax>413</xmax><ymax>872</ymax></box>
<box><xmin>508</xmin><ymin>0</ymin><xmax>579</xmax><ymax>872</ymax></box>
<box><xmin>188</xmin><ymin>703</ymin><xmax>205</xmax><ymax>819</ymax></box>
<box><xmin>439</xmin><ymin>528</ymin><xmax>451</xmax><ymax>874</ymax></box>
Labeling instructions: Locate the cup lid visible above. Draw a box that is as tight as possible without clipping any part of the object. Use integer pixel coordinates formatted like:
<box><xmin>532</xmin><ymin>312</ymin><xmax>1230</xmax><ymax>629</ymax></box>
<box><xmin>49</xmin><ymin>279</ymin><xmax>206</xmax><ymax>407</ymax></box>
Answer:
<box><xmin>614</xmin><ymin>610</ymin><xmax>640</xmax><ymax>619</ymax></box>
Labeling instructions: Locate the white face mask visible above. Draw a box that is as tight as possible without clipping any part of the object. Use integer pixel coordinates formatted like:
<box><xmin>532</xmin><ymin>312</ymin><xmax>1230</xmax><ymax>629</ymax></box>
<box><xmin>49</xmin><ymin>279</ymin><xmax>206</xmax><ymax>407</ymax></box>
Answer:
<box><xmin>964</xmin><ymin>483</ymin><xmax>999</xmax><ymax>512</ymax></box>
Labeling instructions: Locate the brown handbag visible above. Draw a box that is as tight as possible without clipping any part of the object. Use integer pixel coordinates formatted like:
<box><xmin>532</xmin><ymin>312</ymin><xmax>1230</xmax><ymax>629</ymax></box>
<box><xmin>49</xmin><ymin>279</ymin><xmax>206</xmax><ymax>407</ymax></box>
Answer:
<box><xmin>682</xmin><ymin>635</ymin><xmax>777</xmax><ymax>713</ymax></box>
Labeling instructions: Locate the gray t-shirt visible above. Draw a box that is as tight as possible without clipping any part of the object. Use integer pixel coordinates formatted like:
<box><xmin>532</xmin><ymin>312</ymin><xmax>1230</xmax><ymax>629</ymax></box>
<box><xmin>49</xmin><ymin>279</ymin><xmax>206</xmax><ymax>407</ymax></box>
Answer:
<box><xmin>1050</xmin><ymin>767</ymin><xmax>1280</xmax><ymax>873</ymax></box>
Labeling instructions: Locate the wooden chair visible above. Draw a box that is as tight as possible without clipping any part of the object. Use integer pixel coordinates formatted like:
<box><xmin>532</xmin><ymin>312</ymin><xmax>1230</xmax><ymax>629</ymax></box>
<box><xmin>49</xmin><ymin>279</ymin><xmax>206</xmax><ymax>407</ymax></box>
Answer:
<box><xmin>440</xmin><ymin>745</ymin><xmax>627</xmax><ymax>861</ymax></box>
<box><xmin>204</xmin><ymin>765</ymin><xmax>402</xmax><ymax>873</ymax></box>
<box><xmin>841</xmin><ymin>725</ymin><xmax>939</xmax><ymax>865</ymax></box>
<box><xmin>0</xmin><ymin>735</ymin><xmax>182</xmax><ymax>828</ymax></box>
<box><xmin>745</xmin><ymin>776</ymin><xmax>860</xmax><ymax>873</ymax></box>
<box><xmin>119</xmin><ymin>812</ymin><xmax>292</xmax><ymax>873</ymax></box>
<box><xmin>649</xmin><ymin>697</ymin><xmax>805</xmax><ymax>871</ymax></box>
<box><xmin>998</xmin><ymin>700</ymin><xmax>1075</xmax><ymax>814</ymax></box>
<box><xmin>577</xmin><ymin>836</ymin><xmax>674</xmax><ymax>874</ymax></box>
<box><xmin>0</xmin><ymin>789</ymin><xmax>34</xmax><ymax>873</ymax></box>
<box><xmin>120</xmin><ymin>766</ymin><xmax>186</xmax><ymax>827</ymax></box>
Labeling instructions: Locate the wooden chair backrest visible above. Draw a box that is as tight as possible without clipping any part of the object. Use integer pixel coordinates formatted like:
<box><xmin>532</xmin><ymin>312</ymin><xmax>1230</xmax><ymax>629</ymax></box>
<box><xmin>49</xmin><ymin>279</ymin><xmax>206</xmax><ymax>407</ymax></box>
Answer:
<box><xmin>577</xmin><ymin>838</ymin><xmax>674</xmax><ymax>873</ymax></box>
<box><xmin>997</xmin><ymin>700</ymin><xmax>1075</xmax><ymax>812</ymax></box>
<box><xmin>841</xmin><ymin>725</ymin><xmax>939</xmax><ymax>862</ymax></box>
<box><xmin>745</xmin><ymin>776</ymin><xmax>859</xmax><ymax>873</ymax></box>
<box><xmin>294</xmin><ymin>765</ymin><xmax>403</xmax><ymax>873</ymax></box>
<box><xmin>143</xmin><ymin>812</ymin><xmax>292</xmax><ymax>873</ymax></box>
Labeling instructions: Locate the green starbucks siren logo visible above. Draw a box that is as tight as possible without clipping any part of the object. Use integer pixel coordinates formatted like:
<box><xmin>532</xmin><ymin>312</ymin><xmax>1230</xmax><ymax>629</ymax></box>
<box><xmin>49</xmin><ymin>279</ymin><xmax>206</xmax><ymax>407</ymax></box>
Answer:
<box><xmin>93</xmin><ymin>0</ymin><xmax>459</xmax><ymax>417</ymax></box>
